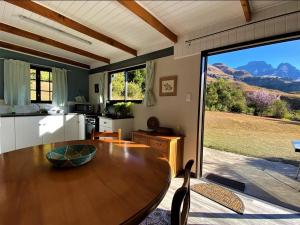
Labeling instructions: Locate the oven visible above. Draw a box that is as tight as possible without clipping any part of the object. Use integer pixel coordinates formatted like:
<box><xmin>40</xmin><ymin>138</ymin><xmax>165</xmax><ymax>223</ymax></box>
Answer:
<box><xmin>85</xmin><ymin>115</ymin><xmax>99</xmax><ymax>139</ymax></box>
<box><xmin>73</xmin><ymin>103</ymin><xmax>94</xmax><ymax>114</ymax></box>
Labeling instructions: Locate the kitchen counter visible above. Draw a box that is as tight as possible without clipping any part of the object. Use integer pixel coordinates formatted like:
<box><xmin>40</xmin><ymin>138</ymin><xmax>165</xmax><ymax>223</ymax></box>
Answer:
<box><xmin>100</xmin><ymin>115</ymin><xmax>134</xmax><ymax>120</ymax></box>
<box><xmin>0</xmin><ymin>112</ymin><xmax>77</xmax><ymax>117</ymax></box>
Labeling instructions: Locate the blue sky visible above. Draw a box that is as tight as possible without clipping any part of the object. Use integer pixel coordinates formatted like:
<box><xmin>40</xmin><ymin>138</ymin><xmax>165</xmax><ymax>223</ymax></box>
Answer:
<box><xmin>208</xmin><ymin>39</ymin><xmax>300</xmax><ymax>69</ymax></box>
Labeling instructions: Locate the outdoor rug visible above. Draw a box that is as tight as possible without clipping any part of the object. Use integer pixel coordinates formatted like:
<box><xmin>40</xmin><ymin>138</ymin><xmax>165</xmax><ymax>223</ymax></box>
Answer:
<box><xmin>191</xmin><ymin>183</ymin><xmax>245</xmax><ymax>214</ymax></box>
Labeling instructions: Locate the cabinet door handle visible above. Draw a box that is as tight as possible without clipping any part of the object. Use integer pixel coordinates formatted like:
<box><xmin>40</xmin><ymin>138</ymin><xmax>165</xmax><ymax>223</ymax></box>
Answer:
<box><xmin>104</xmin><ymin>122</ymin><xmax>107</xmax><ymax>124</ymax></box>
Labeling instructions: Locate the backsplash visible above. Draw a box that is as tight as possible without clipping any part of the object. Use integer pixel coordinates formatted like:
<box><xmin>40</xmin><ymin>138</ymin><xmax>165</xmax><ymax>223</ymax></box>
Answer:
<box><xmin>0</xmin><ymin>99</ymin><xmax>73</xmax><ymax>114</ymax></box>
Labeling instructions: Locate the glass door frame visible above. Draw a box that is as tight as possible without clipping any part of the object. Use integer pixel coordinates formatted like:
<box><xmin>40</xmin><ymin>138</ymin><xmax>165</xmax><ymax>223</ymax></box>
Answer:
<box><xmin>195</xmin><ymin>31</ymin><xmax>300</xmax><ymax>179</ymax></box>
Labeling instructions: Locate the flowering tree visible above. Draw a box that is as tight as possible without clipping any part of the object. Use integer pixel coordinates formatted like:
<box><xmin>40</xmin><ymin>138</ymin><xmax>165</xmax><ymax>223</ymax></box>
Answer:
<box><xmin>247</xmin><ymin>90</ymin><xmax>279</xmax><ymax>115</ymax></box>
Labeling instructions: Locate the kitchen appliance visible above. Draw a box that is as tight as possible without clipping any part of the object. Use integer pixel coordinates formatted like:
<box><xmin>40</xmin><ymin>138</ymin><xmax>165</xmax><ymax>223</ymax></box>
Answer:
<box><xmin>73</xmin><ymin>103</ymin><xmax>94</xmax><ymax>114</ymax></box>
<box><xmin>85</xmin><ymin>115</ymin><xmax>99</xmax><ymax>139</ymax></box>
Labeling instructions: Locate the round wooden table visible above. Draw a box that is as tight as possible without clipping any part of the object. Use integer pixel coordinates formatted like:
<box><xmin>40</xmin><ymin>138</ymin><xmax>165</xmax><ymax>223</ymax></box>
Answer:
<box><xmin>0</xmin><ymin>140</ymin><xmax>171</xmax><ymax>225</ymax></box>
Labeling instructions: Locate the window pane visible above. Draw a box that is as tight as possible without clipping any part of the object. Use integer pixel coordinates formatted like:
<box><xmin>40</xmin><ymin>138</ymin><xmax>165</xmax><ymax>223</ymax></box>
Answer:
<box><xmin>30</xmin><ymin>69</ymin><xmax>36</xmax><ymax>79</ymax></box>
<box><xmin>111</xmin><ymin>72</ymin><xmax>125</xmax><ymax>100</ymax></box>
<box><xmin>50</xmin><ymin>92</ymin><xmax>52</xmax><ymax>101</ymax></box>
<box><xmin>41</xmin><ymin>71</ymin><xmax>50</xmax><ymax>81</ymax></box>
<box><xmin>41</xmin><ymin>81</ymin><xmax>50</xmax><ymax>91</ymax></box>
<box><xmin>31</xmin><ymin>90</ymin><xmax>36</xmax><ymax>101</ymax></box>
<box><xmin>127</xmin><ymin>68</ymin><xmax>146</xmax><ymax>100</ymax></box>
<box><xmin>30</xmin><ymin>80</ymin><xmax>36</xmax><ymax>90</ymax></box>
<box><xmin>49</xmin><ymin>72</ymin><xmax>52</xmax><ymax>81</ymax></box>
<box><xmin>41</xmin><ymin>91</ymin><xmax>50</xmax><ymax>101</ymax></box>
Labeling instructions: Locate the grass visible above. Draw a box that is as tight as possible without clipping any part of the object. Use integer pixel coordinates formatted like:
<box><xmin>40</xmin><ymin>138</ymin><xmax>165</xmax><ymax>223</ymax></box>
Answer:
<box><xmin>204</xmin><ymin>111</ymin><xmax>300</xmax><ymax>166</ymax></box>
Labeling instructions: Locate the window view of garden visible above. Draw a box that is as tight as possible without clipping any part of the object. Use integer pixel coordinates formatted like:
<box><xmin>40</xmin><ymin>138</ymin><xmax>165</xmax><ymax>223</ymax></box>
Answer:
<box><xmin>110</xmin><ymin>67</ymin><xmax>146</xmax><ymax>101</ymax></box>
<box><xmin>203</xmin><ymin>39</ymin><xmax>300</xmax><ymax>212</ymax></box>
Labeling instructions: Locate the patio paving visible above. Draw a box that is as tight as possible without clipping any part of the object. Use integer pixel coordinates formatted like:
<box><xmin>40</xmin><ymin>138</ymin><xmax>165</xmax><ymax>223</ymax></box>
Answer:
<box><xmin>203</xmin><ymin>147</ymin><xmax>300</xmax><ymax>212</ymax></box>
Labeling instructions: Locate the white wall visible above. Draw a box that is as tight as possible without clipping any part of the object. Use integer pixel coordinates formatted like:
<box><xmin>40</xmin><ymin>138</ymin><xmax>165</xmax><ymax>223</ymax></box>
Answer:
<box><xmin>133</xmin><ymin>55</ymin><xmax>201</xmax><ymax>170</ymax></box>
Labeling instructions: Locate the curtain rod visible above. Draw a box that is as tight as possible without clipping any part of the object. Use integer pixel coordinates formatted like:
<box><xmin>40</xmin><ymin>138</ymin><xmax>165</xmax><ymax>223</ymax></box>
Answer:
<box><xmin>0</xmin><ymin>58</ymin><xmax>71</xmax><ymax>71</ymax></box>
<box><xmin>185</xmin><ymin>9</ymin><xmax>300</xmax><ymax>45</ymax></box>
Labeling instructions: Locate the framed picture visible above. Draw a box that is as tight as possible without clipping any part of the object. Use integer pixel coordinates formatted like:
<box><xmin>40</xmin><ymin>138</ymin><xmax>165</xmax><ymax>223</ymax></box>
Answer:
<box><xmin>159</xmin><ymin>75</ymin><xmax>177</xmax><ymax>96</ymax></box>
<box><xmin>94</xmin><ymin>84</ymin><xmax>99</xmax><ymax>93</ymax></box>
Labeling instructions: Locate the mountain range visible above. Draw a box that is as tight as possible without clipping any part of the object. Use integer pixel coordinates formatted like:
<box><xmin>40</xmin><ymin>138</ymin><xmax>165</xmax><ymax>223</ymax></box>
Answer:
<box><xmin>207</xmin><ymin>61</ymin><xmax>300</xmax><ymax>93</ymax></box>
<box><xmin>236</xmin><ymin>61</ymin><xmax>300</xmax><ymax>80</ymax></box>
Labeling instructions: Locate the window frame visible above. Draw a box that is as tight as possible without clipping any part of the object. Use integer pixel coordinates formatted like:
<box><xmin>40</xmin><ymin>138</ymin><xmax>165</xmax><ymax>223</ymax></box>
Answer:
<box><xmin>108</xmin><ymin>64</ymin><xmax>146</xmax><ymax>104</ymax></box>
<box><xmin>30</xmin><ymin>65</ymin><xmax>53</xmax><ymax>104</ymax></box>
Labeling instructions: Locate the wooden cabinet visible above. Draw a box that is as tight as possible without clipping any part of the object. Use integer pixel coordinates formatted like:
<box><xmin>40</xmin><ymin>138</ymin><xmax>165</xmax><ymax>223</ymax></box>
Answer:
<box><xmin>99</xmin><ymin>117</ymin><xmax>133</xmax><ymax>140</ymax></box>
<box><xmin>0</xmin><ymin>117</ymin><xmax>16</xmax><ymax>153</ymax></box>
<box><xmin>132</xmin><ymin>131</ymin><xmax>184</xmax><ymax>177</ymax></box>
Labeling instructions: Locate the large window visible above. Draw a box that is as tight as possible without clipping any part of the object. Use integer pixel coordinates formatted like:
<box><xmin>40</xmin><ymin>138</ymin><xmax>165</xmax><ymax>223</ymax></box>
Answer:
<box><xmin>108</xmin><ymin>65</ymin><xmax>146</xmax><ymax>102</ymax></box>
<box><xmin>30</xmin><ymin>66</ymin><xmax>52</xmax><ymax>103</ymax></box>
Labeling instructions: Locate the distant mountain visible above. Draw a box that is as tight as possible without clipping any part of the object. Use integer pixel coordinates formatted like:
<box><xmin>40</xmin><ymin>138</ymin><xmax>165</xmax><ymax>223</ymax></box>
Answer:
<box><xmin>274</xmin><ymin>63</ymin><xmax>300</xmax><ymax>80</ymax></box>
<box><xmin>236</xmin><ymin>61</ymin><xmax>300</xmax><ymax>80</ymax></box>
<box><xmin>236</xmin><ymin>61</ymin><xmax>274</xmax><ymax>76</ymax></box>
<box><xmin>212</xmin><ymin>63</ymin><xmax>251</xmax><ymax>79</ymax></box>
<box><xmin>207</xmin><ymin>62</ymin><xmax>300</xmax><ymax>93</ymax></box>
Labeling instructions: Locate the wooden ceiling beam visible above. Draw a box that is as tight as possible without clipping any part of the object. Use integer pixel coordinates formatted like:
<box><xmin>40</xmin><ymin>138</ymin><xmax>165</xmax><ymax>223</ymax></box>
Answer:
<box><xmin>117</xmin><ymin>0</ymin><xmax>177</xmax><ymax>43</ymax></box>
<box><xmin>0</xmin><ymin>41</ymin><xmax>90</xmax><ymax>69</ymax></box>
<box><xmin>4</xmin><ymin>0</ymin><xmax>137</xmax><ymax>56</ymax></box>
<box><xmin>0</xmin><ymin>22</ymin><xmax>110</xmax><ymax>64</ymax></box>
<box><xmin>240</xmin><ymin>0</ymin><xmax>252</xmax><ymax>22</ymax></box>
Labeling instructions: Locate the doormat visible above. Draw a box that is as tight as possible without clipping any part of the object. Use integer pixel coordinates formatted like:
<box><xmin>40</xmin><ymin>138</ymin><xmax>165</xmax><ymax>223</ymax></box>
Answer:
<box><xmin>205</xmin><ymin>173</ymin><xmax>245</xmax><ymax>192</ymax></box>
<box><xmin>191</xmin><ymin>183</ymin><xmax>245</xmax><ymax>214</ymax></box>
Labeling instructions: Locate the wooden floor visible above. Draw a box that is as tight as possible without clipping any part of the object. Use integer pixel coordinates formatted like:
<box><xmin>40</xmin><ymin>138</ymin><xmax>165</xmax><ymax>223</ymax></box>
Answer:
<box><xmin>157</xmin><ymin>178</ymin><xmax>300</xmax><ymax>225</ymax></box>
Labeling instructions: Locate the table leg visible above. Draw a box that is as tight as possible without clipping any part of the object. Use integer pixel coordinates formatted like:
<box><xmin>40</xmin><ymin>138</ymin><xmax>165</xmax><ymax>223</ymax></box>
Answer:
<box><xmin>296</xmin><ymin>163</ymin><xmax>300</xmax><ymax>180</ymax></box>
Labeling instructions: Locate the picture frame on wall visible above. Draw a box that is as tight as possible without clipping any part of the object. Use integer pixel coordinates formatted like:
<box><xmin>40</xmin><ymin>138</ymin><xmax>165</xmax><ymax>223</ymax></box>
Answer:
<box><xmin>94</xmin><ymin>84</ymin><xmax>99</xmax><ymax>93</ymax></box>
<box><xmin>159</xmin><ymin>75</ymin><xmax>178</xmax><ymax>96</ymax></box>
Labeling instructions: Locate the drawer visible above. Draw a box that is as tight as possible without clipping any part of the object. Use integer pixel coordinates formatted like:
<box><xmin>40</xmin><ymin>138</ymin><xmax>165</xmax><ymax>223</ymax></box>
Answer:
<box><xmin>99</xmin><ymin>118</ymin><xmax>112</xmax><ymax>127</ymax></box>
<box><xmin>149</xmin><ymin>138</ymin><xmax>169</xmax><ymax>152</ymax></box>
<box><xmin>133</xmin><ymin>134</ymin><xmax>148</xmax><ymax>145</ymax></box>
<box><xmin>99</xmin><ymin>126</ymin><xmax>113</xmax><ymax>132</ymax></box>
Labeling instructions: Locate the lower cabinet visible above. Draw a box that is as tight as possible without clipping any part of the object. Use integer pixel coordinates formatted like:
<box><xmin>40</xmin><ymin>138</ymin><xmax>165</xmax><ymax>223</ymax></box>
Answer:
<box><xmin>0</xmin><ymin>117</ymin><xmax>16</xmax><ymax>153</ymax></box>
<box><xmin>0</xmin><ymin>114</ymin><xmax>85</xmax><ymax>153</ymax></box>
<box><xmin>99</xmin><ymin>117</ymin><xmax>134</xmax><ymax>140</ymax></box>
<box><xmin>15</xmin><ymin>116</ymin><xmax>44</xmax><ymax>149</ymax></box>
<box><xmin>132</xmin><ymin>131</ymin><xmax>184</xmax><ymax>178</ymax></box>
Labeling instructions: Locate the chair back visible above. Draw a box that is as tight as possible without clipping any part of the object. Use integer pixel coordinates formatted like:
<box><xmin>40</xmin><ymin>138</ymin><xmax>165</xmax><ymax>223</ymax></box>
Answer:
<box><xmin>171</xmin><ymin>160</ymin><xmax>194</xmax><ymax>225</ymax></box>
<box><xmin>91</xmin><ymin>129</ymin><xmax>122</xmax><ymax>140</ymax></box>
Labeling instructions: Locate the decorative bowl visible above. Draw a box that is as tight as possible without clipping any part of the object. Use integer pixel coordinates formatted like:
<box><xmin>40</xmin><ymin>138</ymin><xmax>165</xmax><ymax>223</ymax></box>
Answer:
<box><xmin>46</xmin><ymin>145</ymin><xmax>96</xmax><ymax>168</ymax></box>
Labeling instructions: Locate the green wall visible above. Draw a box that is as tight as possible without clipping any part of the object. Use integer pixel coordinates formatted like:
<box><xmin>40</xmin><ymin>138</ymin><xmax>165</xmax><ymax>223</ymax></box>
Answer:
<box><xmin>0</xmin><ymin>48</ymin><xmax>89</xmax><ymax>101</ymax></box>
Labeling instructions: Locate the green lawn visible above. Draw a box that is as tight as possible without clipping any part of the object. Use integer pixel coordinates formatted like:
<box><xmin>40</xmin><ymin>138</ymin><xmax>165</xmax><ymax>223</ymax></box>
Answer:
<box><xmin>204</xmin><ymin>111</ymin><xmax>300</xmax><ymax>166</ymax></box>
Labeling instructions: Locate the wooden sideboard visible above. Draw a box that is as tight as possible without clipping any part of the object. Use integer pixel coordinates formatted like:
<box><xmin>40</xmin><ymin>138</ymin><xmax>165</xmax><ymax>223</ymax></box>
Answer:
<box><xmin>132</xmin><ymin>131</ymin><xmax>184</xmax><ymax>177</ymax></box>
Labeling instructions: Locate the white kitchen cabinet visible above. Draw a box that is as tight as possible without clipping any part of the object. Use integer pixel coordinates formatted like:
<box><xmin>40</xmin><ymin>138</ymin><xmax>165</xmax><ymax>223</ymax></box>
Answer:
<box><xmin>99</xmin><ymin>117</ymin><xmax>133</xmax><ymax>140</ymax></box>
<box><xmin>78</xmin><ymin>114</ymin><xmax>85</xmax><ymax>140</ymax></box>
<box><xmin>41</xmin><ymin>115</ymin><xmax>65</xmax><ymax>144</ymax></box>
<box><xmin>64</xmin><ymin>114</ymin><xmax>85</xmax><ymax>141</ymax></box>
<box><xmin>0</xmin><ymin>117</ymin><xmax>15</xmax><ymax>153</ymax></box>
<box><xmin>15</xmin><ymin>116</ymin><xmax>44</xmax><ymax>149</ymax></box>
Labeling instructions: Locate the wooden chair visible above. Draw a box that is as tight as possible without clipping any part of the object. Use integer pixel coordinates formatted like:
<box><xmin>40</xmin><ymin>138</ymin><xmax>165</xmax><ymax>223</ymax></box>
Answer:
<box><xmin>140</xmin><ymin>160</ymin><xmax>194</xmax><ymax>225</ymax></box>
<box><xmin>91</xmin><ymin>128</ymin><xmax>122</xmax><ymax>140</ymax></box>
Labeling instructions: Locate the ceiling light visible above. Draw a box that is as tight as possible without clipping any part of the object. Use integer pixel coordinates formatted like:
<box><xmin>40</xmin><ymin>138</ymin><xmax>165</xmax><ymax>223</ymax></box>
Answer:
<box><xmin>19</xmin><ymin>15</ymin><xmax>92</xmax><ymax>45</ymax></box>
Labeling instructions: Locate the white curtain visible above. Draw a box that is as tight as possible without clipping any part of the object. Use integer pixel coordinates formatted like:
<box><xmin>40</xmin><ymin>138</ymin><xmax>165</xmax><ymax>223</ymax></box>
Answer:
<box><xmin>52</xmin><ymin>67</ymin><xmax>68</xmax><ymax>106</ymax></box>
<box><xmin>4</xmin><ymin>59</ymin><xmax>30</xmax><ymax>106</ymax></box>
<box><xmin>143</xmin><ymin>60</ymin><xmax>156</xmax><ymax>107</ymax></box>
<box><xmin>99</xmin><ymin>72</ymin><xmax>107</xmax><ymax>109</ymax></box>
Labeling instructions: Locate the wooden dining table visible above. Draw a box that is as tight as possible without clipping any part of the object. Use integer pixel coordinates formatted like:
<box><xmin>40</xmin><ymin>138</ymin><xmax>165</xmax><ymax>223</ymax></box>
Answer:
<box><xmin>0</xmin><ymin>140</ymin><xmax>171</xmax><ymax>225</ymax></box>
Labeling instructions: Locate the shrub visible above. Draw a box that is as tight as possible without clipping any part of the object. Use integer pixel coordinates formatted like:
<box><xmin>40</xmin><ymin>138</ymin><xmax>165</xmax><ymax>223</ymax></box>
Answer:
<box><xmin>206</xmin><ymin>79</ymin><xmax>247</xmax><ymax>113</ymax></box>
<box><xmin>268</xmin><ymin>100</ymin><xmax>288</xmax><ymax>119</ymax></box>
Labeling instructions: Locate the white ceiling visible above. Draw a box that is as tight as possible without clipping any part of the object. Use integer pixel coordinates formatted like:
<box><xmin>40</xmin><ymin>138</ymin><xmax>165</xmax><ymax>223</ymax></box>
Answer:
<box><xmin>0</xmin><ymin>1</ymin><xmax>287</xmax><ymax>69</ymax></box>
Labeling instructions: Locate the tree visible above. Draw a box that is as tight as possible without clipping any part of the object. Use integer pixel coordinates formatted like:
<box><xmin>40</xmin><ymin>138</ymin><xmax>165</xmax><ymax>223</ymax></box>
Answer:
<box><xmin>206</xmin><ymin>79</ymin><xmax>247</xmax><ymax>113</ymax></box>
<box><xmin>269</xmin><ymin>100</ymin><xmax>288</xmax><ymax>118</ymax></box>
<box><xmin>246</xmin><ymin>90</ymin><xmax>278</xmax><ymax>115</ymax></box>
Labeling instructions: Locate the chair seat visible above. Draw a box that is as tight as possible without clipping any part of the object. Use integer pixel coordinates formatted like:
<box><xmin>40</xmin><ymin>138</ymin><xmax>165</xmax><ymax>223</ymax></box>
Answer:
<box><xmin>140</xmin><ymin>208</ymin><xmax>171</xmax><ymax>225</ymax></box>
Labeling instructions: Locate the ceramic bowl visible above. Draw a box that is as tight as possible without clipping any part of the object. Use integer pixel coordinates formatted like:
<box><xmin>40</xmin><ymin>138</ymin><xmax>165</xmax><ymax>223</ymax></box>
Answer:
<box><xmin>46</xmin><ymin>145</ymin><xmax>96</xmax><ymax>168</ymax></box>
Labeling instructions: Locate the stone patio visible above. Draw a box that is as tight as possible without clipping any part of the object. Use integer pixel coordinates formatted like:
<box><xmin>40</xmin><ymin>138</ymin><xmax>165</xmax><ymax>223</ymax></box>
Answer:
<box><xmin>203</xmin><ymin>147</ymin><xmax>300</xmax><ymax>212</ymax></box>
